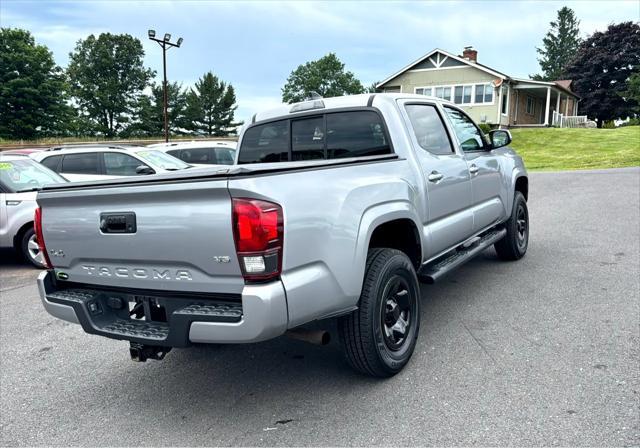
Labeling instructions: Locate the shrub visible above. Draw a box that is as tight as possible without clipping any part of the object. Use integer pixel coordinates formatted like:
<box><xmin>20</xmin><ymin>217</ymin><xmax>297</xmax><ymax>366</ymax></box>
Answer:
<box><xmin>478</xmin><ymin>123</ymin><xmax>492</xmax><ymax>134</ymax></box>
<box><xmin>619</xmin><ymin>117</ymin><xmax>640</xmax><ymax>127</ymax></box>
<box><xmin>602</xmin><ymin>120</ymin><xmax>616</xmax><ymax>129</ymax></box>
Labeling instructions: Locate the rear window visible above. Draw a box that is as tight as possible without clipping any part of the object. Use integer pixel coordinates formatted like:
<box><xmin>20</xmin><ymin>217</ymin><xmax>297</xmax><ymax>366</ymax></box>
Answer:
<box><xmin>238</xmin><ymin>110</ymin><xmax>391</xmax><ymax>164</ymax></box>
<box><xmin>326</xmin><ymin>111</ymin><xmax>390</xmax><ymax>159</ymax></box>
<box><xmin>61</xmin><ymin>153</ymin><xmax>100</xmax><ymax>174</ymax></box>
<box><xmin>238</xmin><ymin>120</ymin><xmax>290</xmax><ymax>164</ymax></box>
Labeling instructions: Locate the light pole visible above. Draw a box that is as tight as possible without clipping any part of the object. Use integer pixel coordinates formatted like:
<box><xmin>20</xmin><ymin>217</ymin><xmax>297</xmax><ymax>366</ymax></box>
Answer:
<box><xmin>148</xmin><ymin>30</ymin><xmax>183</xmax><ymax>143</ymax></box>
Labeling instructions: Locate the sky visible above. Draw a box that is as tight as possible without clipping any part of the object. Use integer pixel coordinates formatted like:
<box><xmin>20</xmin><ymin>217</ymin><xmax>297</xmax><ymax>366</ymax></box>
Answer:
<box><xmin>2</xmin><ymin>0</ymin><xmax>638</xmax><ymax>123</ymax></box>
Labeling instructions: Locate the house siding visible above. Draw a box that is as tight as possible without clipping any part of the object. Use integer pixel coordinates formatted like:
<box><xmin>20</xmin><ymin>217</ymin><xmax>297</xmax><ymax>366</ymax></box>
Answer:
<box><xmin>382</xmin><ymin>65</ymin><xmax>502</xmax><ymax>125</ymax></box>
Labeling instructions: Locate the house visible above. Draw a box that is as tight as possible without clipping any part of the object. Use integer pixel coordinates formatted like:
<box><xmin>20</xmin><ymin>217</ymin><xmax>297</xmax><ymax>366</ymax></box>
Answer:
<box><xmin>377</xmin><ymin>47</ymin><xmax>580</xmax><ymax>127</ymax></box>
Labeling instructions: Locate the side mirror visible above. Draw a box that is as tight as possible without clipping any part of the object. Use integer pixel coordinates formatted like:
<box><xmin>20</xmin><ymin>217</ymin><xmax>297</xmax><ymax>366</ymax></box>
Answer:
<box><xmin>489</xmin><ymin>130</ymin><xmax>512</xmax><ymax>149</ymax></box>
<box><xmin>135</xmin><ymin>165</ymin><xmax>154</xmax><ymax>175</ymax></box>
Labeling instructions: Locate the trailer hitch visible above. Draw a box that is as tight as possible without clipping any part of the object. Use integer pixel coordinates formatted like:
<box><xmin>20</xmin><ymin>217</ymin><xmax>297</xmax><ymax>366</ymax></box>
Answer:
<box><xmin>129</xmin><ymin>342</ymin><xmax>172</xmax><ymax>362</ymax></box>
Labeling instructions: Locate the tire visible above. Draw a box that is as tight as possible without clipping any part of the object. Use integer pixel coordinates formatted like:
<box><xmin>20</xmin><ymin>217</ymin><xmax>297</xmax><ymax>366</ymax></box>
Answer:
<box><xmin>494</xmin><ymin>191</ymin><xmax>529</xmax><ymax>261</ymax></box>
<box><xmin>20</xmin><ymin>227</ymin><xmax>46</xmax><ymax>269</ymax></box>
<box><xmin>338</xmin><ymin>248</ymin><xmax>421</xmax><ymax>378</ymax></box>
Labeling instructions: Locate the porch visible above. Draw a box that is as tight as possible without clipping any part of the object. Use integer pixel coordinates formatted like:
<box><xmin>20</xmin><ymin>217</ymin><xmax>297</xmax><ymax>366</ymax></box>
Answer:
<box><xmin>508</xmin><ymin>80</ymin><xmax>579</xmax><ymax>127</ymax></box>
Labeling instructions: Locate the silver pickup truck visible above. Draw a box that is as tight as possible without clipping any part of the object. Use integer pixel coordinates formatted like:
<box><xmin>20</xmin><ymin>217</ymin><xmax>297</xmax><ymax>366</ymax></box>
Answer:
<box><xmin>36</xmin><ymin>93</ymin><xmax>528</xmax><ymax>377</ymax></box>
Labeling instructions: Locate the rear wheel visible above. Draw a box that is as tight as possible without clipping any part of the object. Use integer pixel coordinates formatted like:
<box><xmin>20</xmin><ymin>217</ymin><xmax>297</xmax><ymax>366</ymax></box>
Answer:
<box><xmin>20</xmin><ymin>228</ymin><xmax>46</xmax><ymax>268</ymax></box>
<box><xmin>494</xmin><ymin>191</ymin><xmax>529</xmax><ymax>261</ymax></box>
<box><xmin>338</xmin><ymin>248</ymin><xmax>420</xmax><ymax>377</ymax></box>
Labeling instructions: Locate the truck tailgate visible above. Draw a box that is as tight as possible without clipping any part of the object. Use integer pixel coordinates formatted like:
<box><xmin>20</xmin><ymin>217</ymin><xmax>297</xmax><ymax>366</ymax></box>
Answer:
<box><xmin>37</xmin><ymin>179</ymin><xmax>245</xmax><ymax>295</ymax></box>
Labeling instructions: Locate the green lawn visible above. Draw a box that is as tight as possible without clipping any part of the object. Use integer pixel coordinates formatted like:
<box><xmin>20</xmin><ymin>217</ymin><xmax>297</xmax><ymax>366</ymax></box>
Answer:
<box><xmin>509</xmin><ymin>126</ymin><xmax>640</xmax><ymax>171</ymax></box>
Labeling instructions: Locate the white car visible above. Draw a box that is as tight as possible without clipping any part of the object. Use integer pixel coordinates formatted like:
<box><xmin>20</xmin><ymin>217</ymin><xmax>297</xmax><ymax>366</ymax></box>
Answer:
<box><xmin>147</xmin><ymin>141</ymin><xmax>236</xmax><ymax>168</ymax></box>
<box><xmin>30</xmin><ymin>145</ymin><xmax>191</xmax><ymax>182</ymax></box>
<box><xmin>0</xmin><ymin>154</ymin><xmax>67</xmax><ymax>267</ymax></box>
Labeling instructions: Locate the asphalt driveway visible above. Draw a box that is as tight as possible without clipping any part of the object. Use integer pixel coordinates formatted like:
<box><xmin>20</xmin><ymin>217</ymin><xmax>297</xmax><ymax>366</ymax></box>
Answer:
<box><xmin>1</xmin><ymin>168</ymin><xmax>638</xmax><ymax>446</ymax></box>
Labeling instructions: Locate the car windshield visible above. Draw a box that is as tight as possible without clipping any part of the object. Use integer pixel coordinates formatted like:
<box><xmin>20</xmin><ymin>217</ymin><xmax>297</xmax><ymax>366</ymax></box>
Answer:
<box><xmin>0</xmin><ymin>158</ymin><xmax>66</xmax><ymax>192</ymax></box>
<box><xmin>135</xmin><ymin>150</ymin><xmax>190</xmax><ymax>171</ymax></box>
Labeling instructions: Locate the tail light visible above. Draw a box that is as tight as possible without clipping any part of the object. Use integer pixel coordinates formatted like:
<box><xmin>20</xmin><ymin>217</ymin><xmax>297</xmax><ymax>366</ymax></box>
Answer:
<box><xmin>232</xmin><ymin>198</ymin><xmax>283</xmax><ymax>282</ymax></box>
<box><xmin>34</xmin><ymin>207</ymin><xmax>52</xmax><ymax>269</ymax></box>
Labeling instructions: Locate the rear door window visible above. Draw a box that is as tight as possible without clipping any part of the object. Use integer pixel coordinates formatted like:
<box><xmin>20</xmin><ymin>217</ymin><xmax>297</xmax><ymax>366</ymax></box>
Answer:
<box><xmin>180</xmin><ymin>148</ymin><xmax>211</xmax><ymax>164</ymax></box>
<box><xmin>405</xmin><ymin>104</ymin><xmax>454</xmax><ymax>155</ymax></box>
<box><xmin>61</xmin><ymin>153</ymin><xmax>100</xmax><ymax>174</ymax></box>
<box><xmin>238</xmin><ymin>120</ymin><xmax>289</xmax><ymax>164</ymax></box>
<box><xmin>214</xmin><ymin>148</ymin><xmax>235</xmax><ymax>164</ymax></box>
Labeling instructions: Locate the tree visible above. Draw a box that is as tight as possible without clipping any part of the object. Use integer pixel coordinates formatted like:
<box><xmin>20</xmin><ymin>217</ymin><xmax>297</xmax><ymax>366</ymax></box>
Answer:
<box><xmin>127</xmin><ymin>82</ymin><xmax>187</xmax><ymax>137</ymax></box>
<box><xmin>184</xmin><ymin>72</ymin><xmax>240</xmax><ymax>136</ymax></box>
<box><xmin>0</xmin><ymin>28</ymin><xmax>70</xmax><ymax>139</ymax></box>
<box><xmin>282</xmin><ymin>53</ymin><xmax>365</xmax><ymax>103</ymax></box>
<box><xmin>67</xmin><ymin>33</ymin><xmax>154</xmax><ymax>137</ymax></box>
<box><xmin>563</xmin><ymin>22</ymin><xmax>640</xmax><ymax>126</ymax></box>
<box><xmin>532</xmin><ymin>7</ymin><xmax>581</xmax><ymax>81</ymax></box>
<box><xmin>366</xmin><ymin>81</ymin><xmax>382</xmax><ymax>93</ymax></box>
<box><xmin>621</xmin><ymin>71</ymin><xmax>640</xmax><ymax>114</ymax></box>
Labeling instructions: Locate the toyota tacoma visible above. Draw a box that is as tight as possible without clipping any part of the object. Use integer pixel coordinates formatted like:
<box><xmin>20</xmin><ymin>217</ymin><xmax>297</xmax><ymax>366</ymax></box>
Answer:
<box><xmin>35</xmin><ymin>93</ymin><xmax>529</xmax><ymax>377</ymax></box>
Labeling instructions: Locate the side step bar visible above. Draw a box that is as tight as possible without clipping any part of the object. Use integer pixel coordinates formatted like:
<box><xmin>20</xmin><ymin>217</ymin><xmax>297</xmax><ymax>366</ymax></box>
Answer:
<box><xmin>418</xmin><ymin>228</ymin><xmax>507</xmax><ymax>284</ymax></box>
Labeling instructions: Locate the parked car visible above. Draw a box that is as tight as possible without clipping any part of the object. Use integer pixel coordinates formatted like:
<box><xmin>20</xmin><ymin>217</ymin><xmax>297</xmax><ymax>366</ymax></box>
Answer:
<box><xmin>0</xmin><ymin>155</ymin><xmax>67</xmax><ymax>267</ymax></box>
<box><xmin>35</xmin><ymin>93</ymin><xmax>529</xmax><ymax>377</ymax></box>
<box><xmin>30</xmin><ymin>145</ymin><xmax>191</xmax><ymax>182</ymax></box>
<box><xmin>147</xmin><ymin>141</ymin><xmax>236</xmax><ymax>167</ymax></box>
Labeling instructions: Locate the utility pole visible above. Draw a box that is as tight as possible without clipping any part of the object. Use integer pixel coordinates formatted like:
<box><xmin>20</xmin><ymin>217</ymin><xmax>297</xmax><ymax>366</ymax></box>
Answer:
<box><xmin>148</xmin><ymin>30</ymin><xmax>183</xmax><ymax>143</ymax></box>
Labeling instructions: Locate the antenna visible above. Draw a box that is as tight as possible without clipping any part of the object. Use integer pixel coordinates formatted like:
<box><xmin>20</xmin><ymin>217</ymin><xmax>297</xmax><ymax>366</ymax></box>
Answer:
<box><xmin>307</xmin><ymin>91</ymin><xmax>323</xmax><ymax>100</ymax></box>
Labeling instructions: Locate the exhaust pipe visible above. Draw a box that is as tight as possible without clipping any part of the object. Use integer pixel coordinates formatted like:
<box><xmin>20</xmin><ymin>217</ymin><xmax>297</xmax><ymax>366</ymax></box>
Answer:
<box><xmin>286</xmin><ymin>329</ymin><xmax>331</xmax><ymax>346</ymax></box>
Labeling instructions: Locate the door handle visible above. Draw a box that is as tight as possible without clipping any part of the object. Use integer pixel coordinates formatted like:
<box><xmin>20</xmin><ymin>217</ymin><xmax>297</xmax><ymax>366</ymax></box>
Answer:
<box><xmin>428</xmin><ymin>171</ymin><xmax>444</xmax><ymax>182</ymax></box>
<box><xmin>469</xmin><ymin>164</ymin><xmax>479</xmax><ymax>175</ymax></box>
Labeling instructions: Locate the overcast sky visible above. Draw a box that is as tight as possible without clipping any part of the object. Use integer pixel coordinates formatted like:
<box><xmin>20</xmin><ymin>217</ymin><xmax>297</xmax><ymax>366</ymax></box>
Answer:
<box><xmin>2</xmin><ymin>0</ymin><xmax>638</xmax><ymax>123</ymax></box>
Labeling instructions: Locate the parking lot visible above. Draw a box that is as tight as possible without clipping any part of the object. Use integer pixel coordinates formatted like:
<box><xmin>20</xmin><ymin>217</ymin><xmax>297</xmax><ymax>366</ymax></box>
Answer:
<box><xmin>1</xmin><ymin>168</ymin><xmax>638</xmax><ymax>446</ymax></box>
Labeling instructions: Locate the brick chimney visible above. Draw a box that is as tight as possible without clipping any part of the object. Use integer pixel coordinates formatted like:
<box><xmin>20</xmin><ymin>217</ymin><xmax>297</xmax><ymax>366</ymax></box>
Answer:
<box><xmin>462</xmin><ymin>46</ymin><xmax>477</xmax><ymax>63</ymax></box>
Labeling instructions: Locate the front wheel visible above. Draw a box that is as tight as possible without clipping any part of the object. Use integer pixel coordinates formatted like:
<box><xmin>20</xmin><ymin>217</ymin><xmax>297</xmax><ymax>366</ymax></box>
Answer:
<box><xmin>21</xmin><ymin>228</ymin><xmax>46</xmax><ymax>269</ymax></box>
<box><xmin>494</xmin><ymin>191</ymin><xmax>529</xmax><ymax>261</ymax></box>
<box><xmin>338</xmin><ymin>248</ymin><xmax>421</xmax><ymax>378</ymax></box>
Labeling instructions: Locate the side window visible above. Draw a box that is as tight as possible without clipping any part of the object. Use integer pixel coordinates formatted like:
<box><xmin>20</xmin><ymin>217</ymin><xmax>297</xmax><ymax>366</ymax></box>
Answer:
<box><xmin>40</xmin><ymin>155</ymin><xmax>62</xmax><ymax>172</ymax></box>
<box><xmin>238</xmin><ymin>120</ymin><xmax>289</xmax><ymax>164</ymax></box>
<box><xmin>166</xmin><ymin>149</ymin><xmax>184</xmax><ymax>161</ymax></box>
<box><xmin>61</xmin><ymin>153</ymin><xmax>100</xmax><ymax>174</ymax></box>
<box><xmin>443</xmin><ymin>107</ymin><xmax>486</xmax><ymax>152</ymax></box>
<box><xmin>326</xmin><ymin>111</ymin><xmax>390</xmax><ymax>159</ymax></box>
<box><xmin>181</xmin><ymin>148</ymin><xmax>211</xmax><ymax>164</ymax></box>
<box><xmin>213</xmin><ymin>148</ymin><xmax>235</xmax><ymax>164</ymax></box>
<box><xmin>103</xmin><ymin>152</ymin><xmax>146</xmax><ymax>176</ymax></box>
<box><xmin>405</xmin><ymin>105</ymin><xmax>453</xmax><ymax>156</ymax></box>
<box><xmin>292</xmin><ymin>116</ymin><xmax>324</xmax><ymax>161</ymax></box>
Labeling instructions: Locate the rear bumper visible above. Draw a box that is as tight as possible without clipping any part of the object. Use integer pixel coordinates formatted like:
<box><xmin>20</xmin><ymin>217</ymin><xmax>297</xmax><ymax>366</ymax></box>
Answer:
<box><xmin>37</xmin><ymin>270</ymin><xmax>288</xmax><ymax>346</ymax></box>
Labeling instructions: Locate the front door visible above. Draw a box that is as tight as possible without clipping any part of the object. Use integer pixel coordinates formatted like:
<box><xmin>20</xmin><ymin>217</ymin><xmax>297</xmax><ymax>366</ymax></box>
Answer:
<box><xmin>442</xmin><ymin>106</ymin><xmax>506</xmax><ymax>232</ymax></box>
<box><xmin>402</xmin><ymin>102</ymin><xmax>473</xmax><ymax>259</ymax></box>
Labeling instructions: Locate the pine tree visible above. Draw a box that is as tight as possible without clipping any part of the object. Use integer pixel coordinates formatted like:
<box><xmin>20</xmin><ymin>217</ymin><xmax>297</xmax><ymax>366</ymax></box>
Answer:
<box><xmin>532</xmin><ymin>7</ymin><xmax>581</xmax><ymax>81</ymax></box>
<box><xmin>127</xmin><ymin>82</ymin><xmax>187</xmax><ymax>137</ymax></box>
<box><xmin>184</xmin><ymin>72</ymin><xmax>240</xmax><ymax>136</ymax></box>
